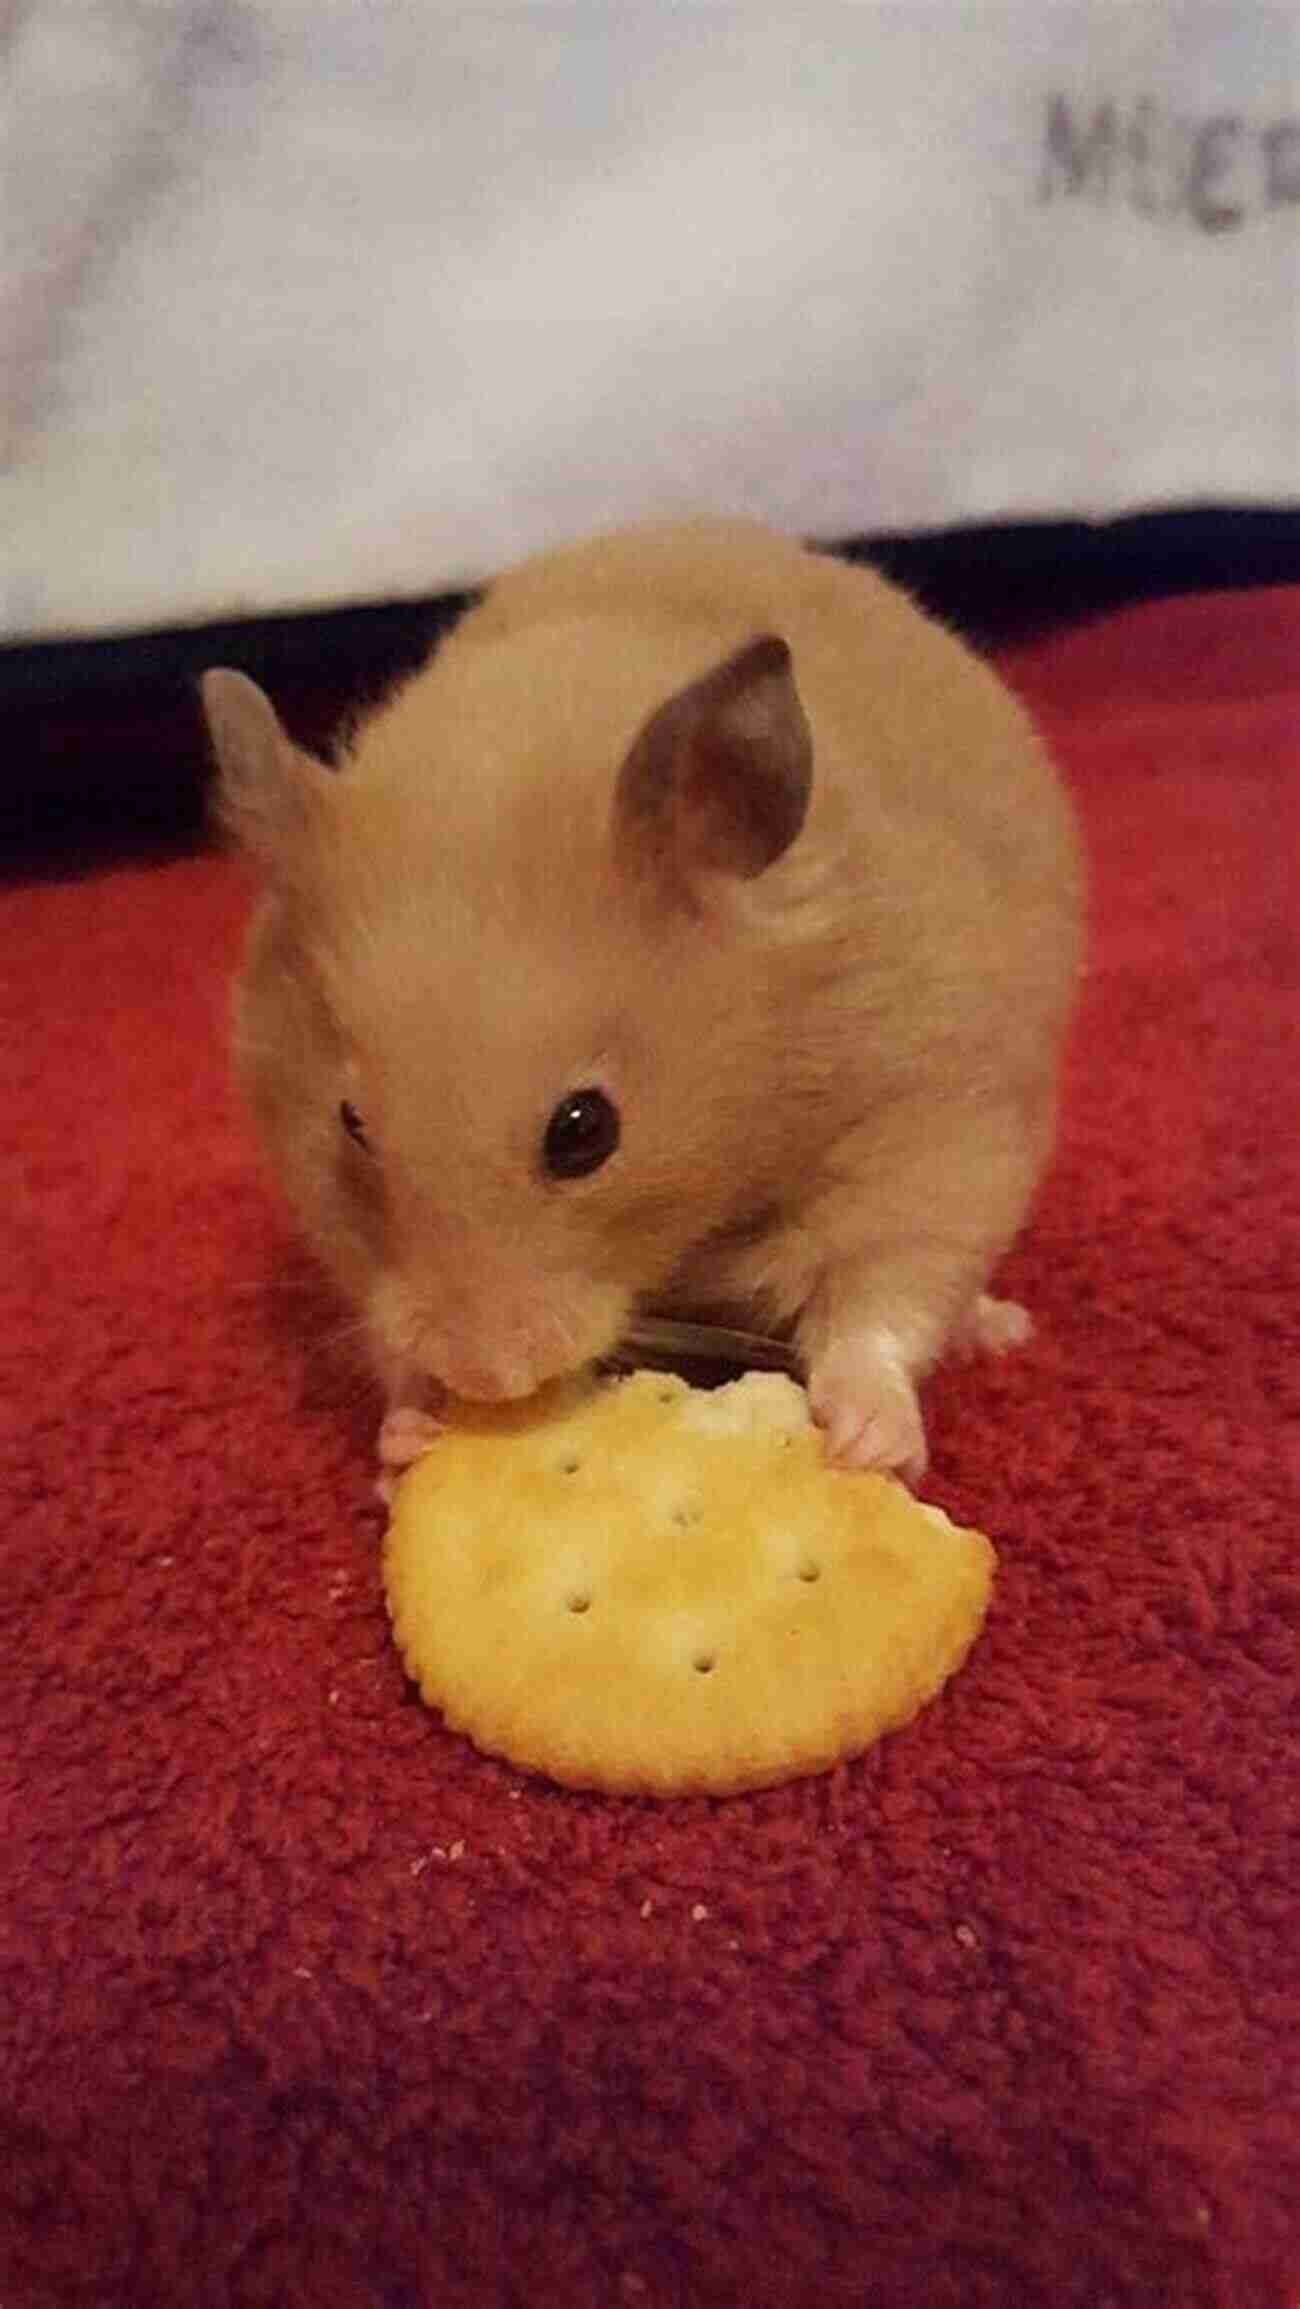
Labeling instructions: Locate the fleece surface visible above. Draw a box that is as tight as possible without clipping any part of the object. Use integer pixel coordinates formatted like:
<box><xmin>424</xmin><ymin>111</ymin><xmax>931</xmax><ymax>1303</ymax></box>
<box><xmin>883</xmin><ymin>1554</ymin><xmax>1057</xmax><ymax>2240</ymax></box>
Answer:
<box><xmin>2</xmin><ymin>586</ymin><xmax>1297</xmax><ymax>2309</ymax></box>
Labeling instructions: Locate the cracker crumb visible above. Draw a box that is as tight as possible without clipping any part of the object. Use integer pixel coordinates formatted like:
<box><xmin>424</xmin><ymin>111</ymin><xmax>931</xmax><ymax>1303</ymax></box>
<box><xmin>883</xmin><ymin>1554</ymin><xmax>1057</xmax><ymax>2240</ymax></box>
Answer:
<box><xmin>157</xmin><ymin>1555</ymin><xmax>174</xmax><ymax>1570</ymax></box>
<box><xmin>639</xmin><ymin>1898</ymin><xmax>654</xmax><ymax>1919</ymax></box>
<box><xmin>954</xmin><ymin>1921</ymin><xmax>977</xmax><ymax>1949</ymax></box>
<box><xmin>691</xmin><ymin>1903</ymin><xmax>709</xmax><ymax>1922</ymax></box>
<box><xmin>293</xmin><ymin>1966</ymin><xmax>313</xmax><ymax>1980</ymax></box>
<box><xmin>327</xmin><ymin>1689</ymin><xmax>341</xmax><ymax>1707</ymax></box>
<box><xmin>448</xmin><ymin>1839</ymin><xmax>465</xmax><ymax>1861</ymax></box>
<box><xmin>620</xmin><ymin>2276</ymin><xmax>648</xmax><ymax>2298</ymax></box>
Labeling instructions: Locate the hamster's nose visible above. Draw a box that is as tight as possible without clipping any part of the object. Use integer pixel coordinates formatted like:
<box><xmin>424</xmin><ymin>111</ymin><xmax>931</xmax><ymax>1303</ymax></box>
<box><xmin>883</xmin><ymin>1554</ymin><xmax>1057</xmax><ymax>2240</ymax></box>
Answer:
<box><xmin>434</xmin><ymin>1351</ymin><xmax>539</xmax><ymax>1404</ymax></box>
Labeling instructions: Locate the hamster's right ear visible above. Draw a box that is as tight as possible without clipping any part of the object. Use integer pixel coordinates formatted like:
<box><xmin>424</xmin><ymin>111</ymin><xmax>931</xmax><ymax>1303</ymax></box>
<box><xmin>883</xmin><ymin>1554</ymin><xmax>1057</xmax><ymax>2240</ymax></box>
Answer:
<box><xmin>611</xmin><ymin>635</ymin><xmax>812</xmax><ymax>906</ymax></box>
<box><xmin>201</xmin><ymin>668</ymin><xmax>332</xmax><ymax>868</ymax></box>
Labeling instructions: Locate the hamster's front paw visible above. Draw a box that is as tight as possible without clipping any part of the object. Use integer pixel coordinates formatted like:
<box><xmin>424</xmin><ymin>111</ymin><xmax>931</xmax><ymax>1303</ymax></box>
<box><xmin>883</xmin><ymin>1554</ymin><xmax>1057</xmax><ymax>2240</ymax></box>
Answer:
<box><xmin>374</xmin><ymin>1405</ymin><xmax>445</xmax><ymax>1505</ymax></box>
<box><xmin>807</xmin><ymin>1339</ymin><xmax>928</xmax><ymax>1486</ymax></box>
<box><xmin>954</xmin><ymin>1291</ymin><xmax>1032</xmax><ymax>1359</ymax></box>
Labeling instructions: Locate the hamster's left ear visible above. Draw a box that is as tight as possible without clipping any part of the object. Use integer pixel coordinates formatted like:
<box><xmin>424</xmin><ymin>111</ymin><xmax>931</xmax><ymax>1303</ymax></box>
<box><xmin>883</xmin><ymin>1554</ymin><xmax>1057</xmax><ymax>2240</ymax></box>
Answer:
<box><xmin>201</xmin><ymin>668</ymin><xmax>333</xmax><ymax>870</ymax></box>
<box><xmin>612</xmin><ymin>634</ymin><xmax>812</xmax><ymax>898</ymax></box>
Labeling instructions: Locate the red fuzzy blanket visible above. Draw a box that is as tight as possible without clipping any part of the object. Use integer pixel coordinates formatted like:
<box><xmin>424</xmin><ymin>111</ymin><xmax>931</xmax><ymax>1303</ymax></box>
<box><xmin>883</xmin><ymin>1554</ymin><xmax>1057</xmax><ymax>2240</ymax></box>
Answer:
<box><xmin>2</xmin><ymin>585</ymin><xmax>1297</xmax><ymax>2309</ymax></box>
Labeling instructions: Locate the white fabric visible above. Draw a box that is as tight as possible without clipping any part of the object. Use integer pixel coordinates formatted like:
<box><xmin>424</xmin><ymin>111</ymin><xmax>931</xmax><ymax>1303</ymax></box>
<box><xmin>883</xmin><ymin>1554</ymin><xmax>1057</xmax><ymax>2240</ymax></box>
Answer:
<box><xmin>3</xmin><ymin>1</ymin><xmax>1297</xmax><ymax>643</ymax></box>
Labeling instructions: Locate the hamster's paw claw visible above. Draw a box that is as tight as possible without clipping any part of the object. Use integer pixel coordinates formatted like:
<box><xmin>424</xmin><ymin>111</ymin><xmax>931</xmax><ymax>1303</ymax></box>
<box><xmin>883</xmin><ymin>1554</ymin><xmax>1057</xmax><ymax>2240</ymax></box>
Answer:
<box><xmin>808</xmin><ymin>1350</ymin><xmax>927</xmax><ymax>1487</ymax></box>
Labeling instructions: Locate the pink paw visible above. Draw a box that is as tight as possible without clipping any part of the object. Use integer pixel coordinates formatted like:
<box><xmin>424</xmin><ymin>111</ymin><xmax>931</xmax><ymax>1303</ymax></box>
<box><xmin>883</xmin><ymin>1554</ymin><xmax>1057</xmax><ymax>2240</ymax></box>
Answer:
<box><xmin>807</xmin><ymin>1343</ymin><xmax>927</xmax><ymax>1486</ymax></box>
<box><xmin>955</xmin><ymin>1292</ymin><xmax>1033</xmax><ymax>1359</ymax></box>
<box><xmin>374</xmin><ymin>1405</ymin><xmax>444</xmax><ymax>1506</ymax></box>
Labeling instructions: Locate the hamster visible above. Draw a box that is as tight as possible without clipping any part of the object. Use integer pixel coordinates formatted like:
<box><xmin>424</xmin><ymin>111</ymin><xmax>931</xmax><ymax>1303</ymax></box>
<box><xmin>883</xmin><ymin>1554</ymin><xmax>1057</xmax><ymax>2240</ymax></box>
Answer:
<box><xmin>203</xmin><ymin>518</ymin><xmax>1082</xmax><ymax>1485</ymax></box>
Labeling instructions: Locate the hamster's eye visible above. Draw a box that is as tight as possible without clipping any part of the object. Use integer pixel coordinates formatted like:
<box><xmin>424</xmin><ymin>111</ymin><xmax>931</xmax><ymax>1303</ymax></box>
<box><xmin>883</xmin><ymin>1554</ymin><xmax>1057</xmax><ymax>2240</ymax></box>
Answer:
<box><xmin>542</xmin><ymin>1087</ymin><xmax>620</xmax><ymax>1180</ymax></box>
<box><xmin>339</xmin><ymin>1099</ymin><xmax>370</xmax><ymax>1151</ymax></box>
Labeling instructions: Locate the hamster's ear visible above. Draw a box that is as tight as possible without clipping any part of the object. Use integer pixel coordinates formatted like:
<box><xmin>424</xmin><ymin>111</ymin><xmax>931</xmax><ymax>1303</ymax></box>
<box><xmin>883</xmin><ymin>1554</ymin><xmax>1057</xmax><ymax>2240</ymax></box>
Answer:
<box><xmin>612</xmin><ymin>635</ymin><xmax>812</xmax><ymax>898</ymax></box>
<box><xmin>201</xmin><ymin>668</ymin><xmax>331</xmax><ymax>868</ymax></box>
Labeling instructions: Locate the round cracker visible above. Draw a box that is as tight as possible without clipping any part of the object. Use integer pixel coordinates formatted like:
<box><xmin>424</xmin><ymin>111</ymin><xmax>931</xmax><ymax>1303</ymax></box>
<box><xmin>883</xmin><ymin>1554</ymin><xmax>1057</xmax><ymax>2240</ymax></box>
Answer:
<box><xmin>383</xmin><ymin>1369</ymin><xmax>995</xmax><ymax>1797</ymax></box>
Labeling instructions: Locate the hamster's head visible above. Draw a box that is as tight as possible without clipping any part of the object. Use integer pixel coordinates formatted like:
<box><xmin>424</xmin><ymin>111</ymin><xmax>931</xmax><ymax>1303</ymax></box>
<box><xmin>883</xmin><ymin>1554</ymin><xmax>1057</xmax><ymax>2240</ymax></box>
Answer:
<box><xmin>203</xmin><ymin>629</ymin><xmax>814</xmax><ymax>1405</ymax></box>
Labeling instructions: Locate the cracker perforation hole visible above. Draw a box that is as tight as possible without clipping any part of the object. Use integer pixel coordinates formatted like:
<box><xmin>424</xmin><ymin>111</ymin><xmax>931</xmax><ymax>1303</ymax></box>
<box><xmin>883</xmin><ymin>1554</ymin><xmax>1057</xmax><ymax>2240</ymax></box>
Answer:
<box><xmin>692</xmin><ymin>1652</ymin><xmax>717</xmax><ymax>1675</ymax></box>
<box><xmin>797</xmin><ymin>1561</ymin><xmax>822</xmax><ymax>1583</ymax></box>
<box><xmin>558</xmin><ymin>1456</ymin><xmax>582</xmax><ymax>1475</ymax></box>
<box><xmin>566</xmin><ymin>1593</ymin><xmax>592</xmax><ymax>1615</ymax></box>
<box><xmin>671</xmin><ymin>1501</ymin><xmax>703</xmax><ymax>1529</ymax></box>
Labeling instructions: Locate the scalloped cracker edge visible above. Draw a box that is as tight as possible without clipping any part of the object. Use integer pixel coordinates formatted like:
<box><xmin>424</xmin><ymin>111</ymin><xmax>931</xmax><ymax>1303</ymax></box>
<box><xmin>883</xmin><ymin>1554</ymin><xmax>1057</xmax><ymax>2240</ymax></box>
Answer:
<box><xmin>383</xmin><ymin>1368</ymin><xmax>995</xmax><ymax>1797</ymax></box>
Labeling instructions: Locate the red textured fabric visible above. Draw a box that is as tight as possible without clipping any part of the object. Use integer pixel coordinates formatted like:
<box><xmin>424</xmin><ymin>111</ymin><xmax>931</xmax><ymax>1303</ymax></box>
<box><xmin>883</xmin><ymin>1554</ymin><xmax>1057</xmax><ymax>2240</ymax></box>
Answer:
<box><xmin>2</xmin><ymin>587</ymin><xmax>1297</xmax><ymax>2309</ymax></box>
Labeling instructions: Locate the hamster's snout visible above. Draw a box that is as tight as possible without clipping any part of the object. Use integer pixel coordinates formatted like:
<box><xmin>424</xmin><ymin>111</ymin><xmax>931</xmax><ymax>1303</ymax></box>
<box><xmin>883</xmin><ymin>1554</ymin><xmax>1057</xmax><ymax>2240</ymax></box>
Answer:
<box><xmin>431</xmin><ymin>1350</ymin><xmax>543</xmax><ymax>1405</ymax></box>
<box><xmin>369</xmin><ymin>1265</ymin><xmax>631</xmax><ymax>1410</ymax></box>
<box><xmin>394</xmin><ymin>1321</ymin><xmax>564</xmax><ymax>1406</ymax></box>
